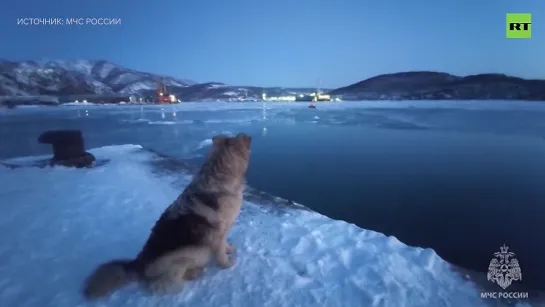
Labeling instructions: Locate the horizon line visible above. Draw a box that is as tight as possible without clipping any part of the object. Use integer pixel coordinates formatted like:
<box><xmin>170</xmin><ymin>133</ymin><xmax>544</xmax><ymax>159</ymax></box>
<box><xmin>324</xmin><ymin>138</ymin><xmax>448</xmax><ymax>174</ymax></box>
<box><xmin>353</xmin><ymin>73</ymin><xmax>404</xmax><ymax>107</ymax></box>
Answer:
<box><xmin>1</xmin><ymin>58</ymin><xmax>544</xmax><ymax>88</ymax></box>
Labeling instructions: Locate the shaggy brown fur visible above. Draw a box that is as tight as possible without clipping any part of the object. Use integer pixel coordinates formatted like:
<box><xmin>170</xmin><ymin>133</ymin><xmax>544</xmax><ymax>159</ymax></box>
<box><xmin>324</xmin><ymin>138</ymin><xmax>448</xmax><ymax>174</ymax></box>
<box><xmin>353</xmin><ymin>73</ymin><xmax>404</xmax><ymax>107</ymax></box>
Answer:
<box><xmin>82</xmin><ymin>133</ymin><xmax>252</xmax><ymax>299</ymax></box>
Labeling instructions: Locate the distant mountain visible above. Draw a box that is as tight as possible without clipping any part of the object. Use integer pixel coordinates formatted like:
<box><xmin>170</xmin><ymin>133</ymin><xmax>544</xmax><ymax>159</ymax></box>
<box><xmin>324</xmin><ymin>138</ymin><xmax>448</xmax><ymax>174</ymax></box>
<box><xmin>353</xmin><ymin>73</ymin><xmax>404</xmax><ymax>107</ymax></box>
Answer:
<box><xmin>2</xmin><ymin>61</ymin><xmax>543</xmax><ymax>103</ymax></box>
<box><xmin>0</xmin><ymin>59</ymin><xmax>323</xmax><ymax>104</ymax></box>
<box><xmin>0</xmin><ymin>59</ymin><xmax>196</xmax><ymax>97</ymax></box>
<box><xmin>329</xmin><ymin>71</ymin><xmax>545</xmax><ymax>101</ymax></box>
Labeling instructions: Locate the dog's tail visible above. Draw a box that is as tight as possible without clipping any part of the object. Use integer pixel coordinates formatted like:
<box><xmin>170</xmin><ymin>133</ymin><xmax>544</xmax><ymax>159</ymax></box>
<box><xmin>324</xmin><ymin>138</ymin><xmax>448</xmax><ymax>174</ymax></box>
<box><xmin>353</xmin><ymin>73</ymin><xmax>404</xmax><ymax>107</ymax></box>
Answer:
<box><xmin>82</xmin><ymin>259</ymin><xmax>140</xmax><ymax>299</ymax></box>
<box><xmin>143</xmin><ymin>246</ymin><xmax>213</xmax><ymax>294</ymax></box>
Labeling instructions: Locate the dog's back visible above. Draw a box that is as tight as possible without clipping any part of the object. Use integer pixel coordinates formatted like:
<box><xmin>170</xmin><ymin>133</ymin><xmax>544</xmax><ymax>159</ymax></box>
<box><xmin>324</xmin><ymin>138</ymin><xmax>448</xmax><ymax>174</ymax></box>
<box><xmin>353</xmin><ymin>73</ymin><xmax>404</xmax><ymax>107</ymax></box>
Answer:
<box><xmin>136</xmin><ymin>210</ymin><xmax>215</xmax><ymax>263</ymax></box>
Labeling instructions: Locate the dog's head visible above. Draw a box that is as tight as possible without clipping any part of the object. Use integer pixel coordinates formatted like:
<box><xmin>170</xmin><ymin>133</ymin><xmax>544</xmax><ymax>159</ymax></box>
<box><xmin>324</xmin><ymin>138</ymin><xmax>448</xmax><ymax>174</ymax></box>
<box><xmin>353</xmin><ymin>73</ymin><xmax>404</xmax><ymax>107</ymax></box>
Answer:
<box><xmin>209</xmin><ymin>133</ymin><xmax>252</xmax><ymax>175</ymax></box>
<box><xmin>212</xmin><ymin>133</ymin><xmax>252</xmax><ymax>158</ymax></box>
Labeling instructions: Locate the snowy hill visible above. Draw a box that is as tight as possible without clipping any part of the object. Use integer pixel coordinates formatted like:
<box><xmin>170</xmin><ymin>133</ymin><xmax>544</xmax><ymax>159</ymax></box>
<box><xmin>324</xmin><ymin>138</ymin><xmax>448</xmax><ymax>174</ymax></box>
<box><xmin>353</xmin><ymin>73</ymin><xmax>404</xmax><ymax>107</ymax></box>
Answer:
<box><xmin>329</xmin><ymin>72</ymin><xmax>545</xmax><ymax>101</ymax></box>
<box><xmin>3</xmin><ymin>60</ymin><xmax>544</xmax><ymax>103</ymax></box>
<box><xmin>0</xmin><ymin>144</ymin><xmax>537</xmax><ymax>307</ymax></box>
<box><xmin>0</xmin><ymin>59</ymin><xmax>324</xmax><ymax>104</ymax></box>
<box><xmin>0</xmin><ymin>59</ymin><xmax>196</xmax><ymax>97</ymax></box>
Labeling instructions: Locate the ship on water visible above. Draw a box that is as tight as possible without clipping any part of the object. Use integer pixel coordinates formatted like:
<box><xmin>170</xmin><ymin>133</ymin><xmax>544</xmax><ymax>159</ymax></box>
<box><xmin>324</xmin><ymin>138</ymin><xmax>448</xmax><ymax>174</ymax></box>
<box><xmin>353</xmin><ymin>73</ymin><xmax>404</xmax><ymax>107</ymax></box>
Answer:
<box><xmin>295</xmin><ymin>80</ymin><xmax>338</xmax><ymax>102</ymax></box>
<box><xmin>295</xmin><ymin>92</ymin><xmax>333</xmax><ymax>102</ymax></box>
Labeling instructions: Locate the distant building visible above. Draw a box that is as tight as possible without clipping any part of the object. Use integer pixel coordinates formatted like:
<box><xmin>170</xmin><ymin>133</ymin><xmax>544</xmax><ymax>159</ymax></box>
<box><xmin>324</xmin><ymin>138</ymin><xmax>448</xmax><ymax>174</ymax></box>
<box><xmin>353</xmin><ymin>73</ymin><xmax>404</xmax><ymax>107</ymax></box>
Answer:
<box><xmin>261</xmin><ymin>91</ymin><xmax>296</xmax><ymax>102</ymax></box>
<box><xmin>62</xmin><ymin>95</ymin><xmax>132</xmax><ymax>104</ymax></box>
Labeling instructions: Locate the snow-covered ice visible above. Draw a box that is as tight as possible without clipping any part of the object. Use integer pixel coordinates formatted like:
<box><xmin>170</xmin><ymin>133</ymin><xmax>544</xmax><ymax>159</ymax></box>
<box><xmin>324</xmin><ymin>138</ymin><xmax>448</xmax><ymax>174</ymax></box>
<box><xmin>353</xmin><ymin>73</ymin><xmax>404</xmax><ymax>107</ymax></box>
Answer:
<box><xmin>62</xmin><ymin>101</ymin><xmax>97</xmax><ymax>106</ymax></box>
<box><xmin>147</xmin><ymin>120</ymin><xmax>177</xmax><ymax>125</ymax></box>
<box><xmin>195</xmin><ymin>138</ymin><xmax>213</xmax><ymax>150</ymax></box>
<box><xmin>0</xmin><ymin>144</ymin><xmax>534</xmax><ymax>307</ymax></box>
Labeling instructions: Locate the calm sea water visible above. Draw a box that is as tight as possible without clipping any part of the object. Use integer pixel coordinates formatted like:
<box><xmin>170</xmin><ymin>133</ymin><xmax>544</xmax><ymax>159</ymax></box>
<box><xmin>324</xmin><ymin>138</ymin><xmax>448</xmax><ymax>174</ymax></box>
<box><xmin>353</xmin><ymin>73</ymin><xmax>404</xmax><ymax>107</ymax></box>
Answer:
<box><xmin>2</xmin><ymin>101</ymin><xmax>545</xmax><ymax>291</ymax></box>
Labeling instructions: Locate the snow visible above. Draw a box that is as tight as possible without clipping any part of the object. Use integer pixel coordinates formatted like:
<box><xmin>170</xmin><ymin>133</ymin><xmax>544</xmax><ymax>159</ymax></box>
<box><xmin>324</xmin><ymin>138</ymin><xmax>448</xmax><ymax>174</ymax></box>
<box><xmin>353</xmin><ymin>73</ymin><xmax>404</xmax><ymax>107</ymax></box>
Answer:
<box><xmin>195</xmin><ymin>138</ymin><xmax>213</xmax><ymax>150</ymax></box>
<box><xmin>1</xmin><ymin>60</ymin><xmax>194</xmax><ymax>97</ymax></box>
<box><xmin>33</xmin><ymin>59</ymin><xmax>95</xmax><ymax>75</ymax></box>
<box><xmin>0</xmin><ymin>143</ymin><xmax>526</xmax><ymax>307</ymax></box>
<box><xmin>108</xmin><ymin>72</ymin><xmax>145</xmax><ymax>86</ymax></box>
<box><xmin>119</xmin><ymin>81</ymin><xmax>156</xmax><ymax>94</ymax></box>
<box><xmin>147</xmin><ymin>120</ymin><xmax>177</xmax><ymax>125</ymax></box>
<box><xmin>206</xmin><ymin>83</ymin><xmax>228</xmax><ymax>88</ymax></box>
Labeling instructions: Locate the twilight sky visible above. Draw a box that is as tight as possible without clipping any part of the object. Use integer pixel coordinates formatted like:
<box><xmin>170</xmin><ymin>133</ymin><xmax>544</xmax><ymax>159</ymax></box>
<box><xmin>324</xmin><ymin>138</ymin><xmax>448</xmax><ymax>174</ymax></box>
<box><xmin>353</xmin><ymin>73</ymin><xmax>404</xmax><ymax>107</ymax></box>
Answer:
<box><xmin>1</xmin><ymin>0</ymin><xmax>543</xmax><ymax>88</ymax></box>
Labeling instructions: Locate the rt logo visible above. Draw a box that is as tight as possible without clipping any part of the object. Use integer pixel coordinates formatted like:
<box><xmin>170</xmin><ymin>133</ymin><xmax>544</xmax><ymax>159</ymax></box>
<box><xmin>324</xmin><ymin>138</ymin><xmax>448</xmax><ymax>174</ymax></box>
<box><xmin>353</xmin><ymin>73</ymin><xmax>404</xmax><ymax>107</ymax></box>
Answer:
<box><xmin>506</xmin><ymin>13</ymin><xmax>531</xmax><ymax>38</ymax></box>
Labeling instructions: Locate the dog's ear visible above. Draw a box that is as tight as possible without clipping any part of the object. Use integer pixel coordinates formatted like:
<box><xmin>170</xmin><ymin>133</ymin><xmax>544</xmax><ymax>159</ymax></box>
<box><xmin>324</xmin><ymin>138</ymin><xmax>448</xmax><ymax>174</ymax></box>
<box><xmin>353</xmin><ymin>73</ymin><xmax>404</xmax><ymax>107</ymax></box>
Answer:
<box><xmin>212</xmin><ymin>135</ymin><xmax>228</xmax><ymax>146</ymax></box>
<box><xmin>236</xmin><ymin>133</ymin><xmax>252</xmax><ymax>148</ymax></box>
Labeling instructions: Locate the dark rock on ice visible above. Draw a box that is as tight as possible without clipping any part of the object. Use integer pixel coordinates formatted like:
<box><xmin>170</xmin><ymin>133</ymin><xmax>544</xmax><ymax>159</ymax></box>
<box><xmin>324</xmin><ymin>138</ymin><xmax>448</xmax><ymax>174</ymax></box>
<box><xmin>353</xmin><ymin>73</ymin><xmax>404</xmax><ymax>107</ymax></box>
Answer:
<box><xmin>38</xmin><ymin>130</ymin><xmax>96</xmax><ymax>168</ymax></box>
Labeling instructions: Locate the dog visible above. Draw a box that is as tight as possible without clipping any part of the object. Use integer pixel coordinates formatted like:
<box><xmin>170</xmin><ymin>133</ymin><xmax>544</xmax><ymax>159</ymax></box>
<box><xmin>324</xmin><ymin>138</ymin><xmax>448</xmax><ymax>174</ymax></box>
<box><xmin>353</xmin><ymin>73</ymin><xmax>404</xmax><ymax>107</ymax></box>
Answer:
<box><xmin>82</xmin><ymin>132</ymin><xmax>252</xmax><ymax>299</ymax></box>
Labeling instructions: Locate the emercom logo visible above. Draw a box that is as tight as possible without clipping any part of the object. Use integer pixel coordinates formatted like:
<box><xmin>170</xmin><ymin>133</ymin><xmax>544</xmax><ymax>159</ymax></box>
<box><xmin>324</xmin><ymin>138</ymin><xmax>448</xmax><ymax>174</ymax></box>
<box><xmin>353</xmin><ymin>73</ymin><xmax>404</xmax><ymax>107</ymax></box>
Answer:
<box><xmin>506</xmin><ymin>13</ymin><xmax>531</xmax><ymax>38</ymax></box>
